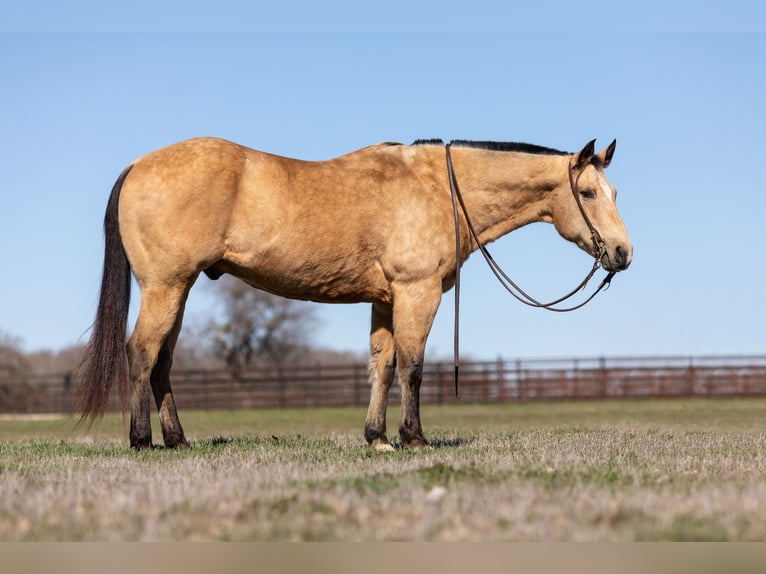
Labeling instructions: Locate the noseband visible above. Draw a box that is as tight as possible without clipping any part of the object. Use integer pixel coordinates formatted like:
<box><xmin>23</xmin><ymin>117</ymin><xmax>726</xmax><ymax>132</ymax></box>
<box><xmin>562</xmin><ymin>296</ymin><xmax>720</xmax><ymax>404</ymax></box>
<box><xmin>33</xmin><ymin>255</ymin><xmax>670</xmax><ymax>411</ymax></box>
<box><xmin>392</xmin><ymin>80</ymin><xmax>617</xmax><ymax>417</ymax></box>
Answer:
<box><xmin>445</xmin><ymin>142</ymin><xmax>616</xmax><ymax>396</ymax></box>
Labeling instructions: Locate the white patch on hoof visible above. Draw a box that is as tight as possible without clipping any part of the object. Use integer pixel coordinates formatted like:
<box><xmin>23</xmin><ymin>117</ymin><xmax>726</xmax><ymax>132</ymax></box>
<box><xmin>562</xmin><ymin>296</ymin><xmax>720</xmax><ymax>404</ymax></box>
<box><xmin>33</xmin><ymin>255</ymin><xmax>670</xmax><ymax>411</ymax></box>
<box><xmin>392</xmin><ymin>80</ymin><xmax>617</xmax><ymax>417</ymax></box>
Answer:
<box><xmin>372</xmin><ymin>441</ymin><xmax>395</xmax><ymax>452</ymax></box>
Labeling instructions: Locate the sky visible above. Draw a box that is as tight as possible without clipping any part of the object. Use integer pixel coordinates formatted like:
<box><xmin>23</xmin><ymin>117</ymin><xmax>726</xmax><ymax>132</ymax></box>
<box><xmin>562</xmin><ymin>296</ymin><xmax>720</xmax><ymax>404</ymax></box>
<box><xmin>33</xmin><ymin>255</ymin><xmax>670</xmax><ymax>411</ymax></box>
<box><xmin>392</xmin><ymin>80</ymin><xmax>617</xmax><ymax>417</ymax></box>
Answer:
<box><xmin>1</xmin><ymin>6</ymin><xmax>765</xmax><ymax>362</ymax></box>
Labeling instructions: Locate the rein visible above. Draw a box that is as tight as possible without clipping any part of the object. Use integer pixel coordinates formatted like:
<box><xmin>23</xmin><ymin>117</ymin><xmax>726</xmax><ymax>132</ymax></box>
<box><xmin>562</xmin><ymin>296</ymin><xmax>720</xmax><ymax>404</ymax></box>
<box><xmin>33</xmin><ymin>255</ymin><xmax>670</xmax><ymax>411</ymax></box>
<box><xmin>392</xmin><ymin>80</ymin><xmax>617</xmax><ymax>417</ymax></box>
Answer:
<box><xmin>445</xmin><ymin>142</ymin><xmax>616</xmax><ymax>397</ymax></box>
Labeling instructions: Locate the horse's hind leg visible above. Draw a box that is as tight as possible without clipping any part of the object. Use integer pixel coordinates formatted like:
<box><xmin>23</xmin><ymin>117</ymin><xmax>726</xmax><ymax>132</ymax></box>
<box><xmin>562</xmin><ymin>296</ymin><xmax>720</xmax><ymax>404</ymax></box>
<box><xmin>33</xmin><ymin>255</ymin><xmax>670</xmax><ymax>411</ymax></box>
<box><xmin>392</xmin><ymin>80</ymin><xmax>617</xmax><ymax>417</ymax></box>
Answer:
<box><xmin>150</xmin><ymin>297</ymin><xmax>190</xmax><ymax>448</ymax></box>
<box><xmin>364</xmin><ymin>303</ymin><xmax>396</xmax><ymax>451</ymax></box>
<box><xmin>127</xmin><ymin>281</ymin><xmax>193</xmax><ymax>449</ymax></box>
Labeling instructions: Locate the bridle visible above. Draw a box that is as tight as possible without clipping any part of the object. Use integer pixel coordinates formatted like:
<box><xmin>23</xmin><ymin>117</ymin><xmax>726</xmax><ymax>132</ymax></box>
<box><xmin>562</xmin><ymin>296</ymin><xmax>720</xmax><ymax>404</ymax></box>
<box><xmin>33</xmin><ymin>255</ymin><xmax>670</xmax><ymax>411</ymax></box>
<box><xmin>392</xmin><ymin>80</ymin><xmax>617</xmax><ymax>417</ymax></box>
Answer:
<box><xmin>445</xmin><ymin>142</ymin><xmax>616</xmax><ymax>396</ymax></box>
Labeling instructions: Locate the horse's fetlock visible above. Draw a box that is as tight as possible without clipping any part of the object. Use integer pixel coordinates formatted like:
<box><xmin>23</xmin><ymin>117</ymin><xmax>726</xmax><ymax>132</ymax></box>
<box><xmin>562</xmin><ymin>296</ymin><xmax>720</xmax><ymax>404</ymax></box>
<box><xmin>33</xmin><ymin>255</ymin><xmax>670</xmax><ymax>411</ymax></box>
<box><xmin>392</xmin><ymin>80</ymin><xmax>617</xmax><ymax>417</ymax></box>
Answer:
<box><xmin>162</xmin><ymin>431</ymin><xmax>190</xmax><ymax>449</ymax></box>
<box><xmin>399</xmin><ymin>418</ymin><xmax>427</xmax><ymax>448</ymax></box>
<box><xmin>364</xmin><ymin>422</ymin><xmax>387</xmax><ymax>445</ymax></box>
<box><xmin>130</xmin><ymin>437</ymin><xmax>153</xmax><ymax>450</ymax></box>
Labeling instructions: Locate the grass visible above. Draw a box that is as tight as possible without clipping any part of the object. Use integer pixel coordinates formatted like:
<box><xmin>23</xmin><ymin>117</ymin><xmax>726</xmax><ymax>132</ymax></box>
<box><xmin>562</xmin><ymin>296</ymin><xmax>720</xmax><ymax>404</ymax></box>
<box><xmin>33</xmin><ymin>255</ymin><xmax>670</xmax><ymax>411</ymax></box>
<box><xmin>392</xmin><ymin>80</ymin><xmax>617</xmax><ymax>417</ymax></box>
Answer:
<box><xmin>1</xmin><ymin>398</ymin><xmax>766</xmax><ymax>541</ymax></box>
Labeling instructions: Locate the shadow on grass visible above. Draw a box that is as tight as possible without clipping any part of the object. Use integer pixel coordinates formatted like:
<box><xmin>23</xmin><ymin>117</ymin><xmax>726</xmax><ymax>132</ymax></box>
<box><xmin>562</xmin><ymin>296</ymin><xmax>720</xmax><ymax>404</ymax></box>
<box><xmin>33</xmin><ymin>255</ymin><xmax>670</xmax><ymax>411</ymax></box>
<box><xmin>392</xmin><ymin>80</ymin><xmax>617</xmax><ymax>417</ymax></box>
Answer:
<box><xmin>427</xmin><ymin>436</ymin><xmax>474</xmax><ymax>449</ymax></box>
<box><xmin>389</xmin><ymin>436</ymin><xmax>475</xmax><ymax>450</ymax></box>
<box><xmin>191</xmin><ymin>433</ymin><xmax>475</xmax><ymax>451</ymax></box>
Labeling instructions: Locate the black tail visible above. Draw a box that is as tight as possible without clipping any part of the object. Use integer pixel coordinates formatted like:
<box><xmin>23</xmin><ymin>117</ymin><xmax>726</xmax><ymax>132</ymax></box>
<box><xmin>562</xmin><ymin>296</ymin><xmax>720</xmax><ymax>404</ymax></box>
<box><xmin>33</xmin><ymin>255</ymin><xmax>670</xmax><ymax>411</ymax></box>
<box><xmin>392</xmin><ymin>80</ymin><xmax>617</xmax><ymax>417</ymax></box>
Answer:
<box><xmin>74</xmin><ymin>165</ymin><xmax>134</xmax><ymax>423</ymax></box>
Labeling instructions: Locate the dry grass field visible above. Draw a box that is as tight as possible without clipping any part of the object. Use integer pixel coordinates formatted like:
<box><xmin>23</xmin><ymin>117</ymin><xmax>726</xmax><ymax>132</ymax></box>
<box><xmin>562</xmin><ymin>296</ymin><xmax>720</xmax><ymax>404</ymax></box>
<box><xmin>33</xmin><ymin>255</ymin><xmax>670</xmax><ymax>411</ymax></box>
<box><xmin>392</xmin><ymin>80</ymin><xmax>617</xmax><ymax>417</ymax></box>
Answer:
<box><xmin>1</xmin><ymin>398</ymin><xmax>766</xmax><ymax>541</ymax></box>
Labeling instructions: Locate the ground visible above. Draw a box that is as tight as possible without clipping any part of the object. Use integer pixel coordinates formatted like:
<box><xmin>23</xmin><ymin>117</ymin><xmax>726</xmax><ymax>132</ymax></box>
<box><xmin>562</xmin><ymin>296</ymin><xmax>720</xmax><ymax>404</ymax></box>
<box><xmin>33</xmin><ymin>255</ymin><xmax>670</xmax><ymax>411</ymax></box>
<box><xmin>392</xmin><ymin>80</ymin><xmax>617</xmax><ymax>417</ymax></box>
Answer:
<box><xmin>1</xmin><ymin>399</ymin><xmax>765</xmax><ymax>541</ymax></box>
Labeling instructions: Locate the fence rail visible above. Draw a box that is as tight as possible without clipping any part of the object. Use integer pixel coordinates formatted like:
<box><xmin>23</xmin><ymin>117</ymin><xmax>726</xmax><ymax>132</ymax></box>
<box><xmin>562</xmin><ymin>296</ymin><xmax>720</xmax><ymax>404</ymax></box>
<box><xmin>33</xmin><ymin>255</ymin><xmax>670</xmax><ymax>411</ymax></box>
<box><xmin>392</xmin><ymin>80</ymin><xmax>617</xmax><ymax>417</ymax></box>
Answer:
<box><xmin>2</xmin><ymin>355</ymin><xmax>766</xmax><ymax>414</ymax></box>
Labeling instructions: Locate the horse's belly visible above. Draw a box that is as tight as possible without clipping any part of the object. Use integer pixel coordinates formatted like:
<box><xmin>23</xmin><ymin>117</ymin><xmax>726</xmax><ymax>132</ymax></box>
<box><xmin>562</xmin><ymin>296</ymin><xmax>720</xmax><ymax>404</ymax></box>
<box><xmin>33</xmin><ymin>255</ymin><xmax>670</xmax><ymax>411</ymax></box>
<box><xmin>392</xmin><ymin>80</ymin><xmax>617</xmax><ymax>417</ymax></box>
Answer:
<box><xmin>219</xmin><ymin>250</ymin><xmax>392</xmax><ymax>304</ymax></box>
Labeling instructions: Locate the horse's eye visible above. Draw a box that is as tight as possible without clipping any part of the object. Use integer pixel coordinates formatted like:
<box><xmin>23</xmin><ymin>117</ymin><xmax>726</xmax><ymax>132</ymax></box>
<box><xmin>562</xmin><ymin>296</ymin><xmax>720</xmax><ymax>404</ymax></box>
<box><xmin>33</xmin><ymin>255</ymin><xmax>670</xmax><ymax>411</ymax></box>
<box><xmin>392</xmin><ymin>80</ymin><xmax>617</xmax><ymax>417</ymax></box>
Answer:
<box><xmin>580</xmin><ymin>189</ymin><xmax>596</xmax><ymax>200</ymax></box>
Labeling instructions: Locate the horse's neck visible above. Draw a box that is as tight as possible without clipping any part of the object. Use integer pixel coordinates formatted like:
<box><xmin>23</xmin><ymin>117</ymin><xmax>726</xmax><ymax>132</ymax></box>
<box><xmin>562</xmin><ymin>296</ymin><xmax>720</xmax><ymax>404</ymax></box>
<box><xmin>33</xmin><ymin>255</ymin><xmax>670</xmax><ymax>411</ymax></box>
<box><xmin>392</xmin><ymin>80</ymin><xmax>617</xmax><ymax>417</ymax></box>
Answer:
<box><xmin>454</xmin><ymin>149</ymin><xmax>567</xmax><ymax>246</ymax></box>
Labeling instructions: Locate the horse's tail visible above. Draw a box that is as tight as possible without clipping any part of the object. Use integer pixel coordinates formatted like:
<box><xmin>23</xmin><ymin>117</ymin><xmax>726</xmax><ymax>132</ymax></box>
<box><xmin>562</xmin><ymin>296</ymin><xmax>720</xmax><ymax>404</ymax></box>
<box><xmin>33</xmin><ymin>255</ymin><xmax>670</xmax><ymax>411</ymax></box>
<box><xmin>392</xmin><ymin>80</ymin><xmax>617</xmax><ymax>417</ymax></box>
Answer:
<box><xmin>74</xmin><ymin>165</ymin><xmax>134</xmax><ymax>424</ymax></box>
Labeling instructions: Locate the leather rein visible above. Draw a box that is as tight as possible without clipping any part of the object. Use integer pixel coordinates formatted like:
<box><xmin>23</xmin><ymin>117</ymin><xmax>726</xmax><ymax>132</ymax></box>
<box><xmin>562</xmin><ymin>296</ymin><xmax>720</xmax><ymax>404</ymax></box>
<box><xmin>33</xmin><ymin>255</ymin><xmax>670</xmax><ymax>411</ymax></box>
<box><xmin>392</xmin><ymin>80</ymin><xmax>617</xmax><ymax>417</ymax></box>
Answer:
<box><xmin>445</xmin><ymin>142</ymin><xmax>616</xmax><ymax>397</ymax></box>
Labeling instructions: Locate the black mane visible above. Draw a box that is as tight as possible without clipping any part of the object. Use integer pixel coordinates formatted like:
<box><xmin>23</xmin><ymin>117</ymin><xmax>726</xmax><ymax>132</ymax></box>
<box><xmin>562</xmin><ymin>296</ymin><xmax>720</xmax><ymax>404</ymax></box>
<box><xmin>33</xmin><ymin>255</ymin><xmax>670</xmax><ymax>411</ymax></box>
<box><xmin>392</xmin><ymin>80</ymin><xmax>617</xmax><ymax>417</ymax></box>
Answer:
<box><xmin>411</xmin><ymin>138</ymin><xmax>445</xmax><ymax>146</ymax></box>
<box><xmin>412</xmin><ymin>139</ymin><xmax>568</xmax><ymax>156</ymax></box>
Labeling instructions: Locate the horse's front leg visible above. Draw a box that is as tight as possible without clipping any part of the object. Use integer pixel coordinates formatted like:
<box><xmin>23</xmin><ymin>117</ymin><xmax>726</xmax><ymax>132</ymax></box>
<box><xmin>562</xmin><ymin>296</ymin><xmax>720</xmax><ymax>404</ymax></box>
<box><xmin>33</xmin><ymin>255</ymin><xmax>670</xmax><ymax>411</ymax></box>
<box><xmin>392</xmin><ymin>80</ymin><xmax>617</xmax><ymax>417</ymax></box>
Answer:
<box><xmin>391</xmin><ymin>278</ymin><xmax>442</xmax><ymax>449</ymax></box>
<box><xmin>364</xmin><ymin>303</ymin><xmax>396</xmax><ymax>451</ymax></box>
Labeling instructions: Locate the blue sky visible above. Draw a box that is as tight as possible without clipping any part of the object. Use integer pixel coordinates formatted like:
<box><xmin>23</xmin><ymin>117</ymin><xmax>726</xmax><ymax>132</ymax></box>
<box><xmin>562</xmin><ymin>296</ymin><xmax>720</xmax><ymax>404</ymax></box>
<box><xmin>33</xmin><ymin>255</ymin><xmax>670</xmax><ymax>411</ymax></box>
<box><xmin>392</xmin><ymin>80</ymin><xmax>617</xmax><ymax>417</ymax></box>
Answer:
<box><xmin>1</xmin><ymin>11</ymin><xmax>765</xmax><ymax>361</ymax></box>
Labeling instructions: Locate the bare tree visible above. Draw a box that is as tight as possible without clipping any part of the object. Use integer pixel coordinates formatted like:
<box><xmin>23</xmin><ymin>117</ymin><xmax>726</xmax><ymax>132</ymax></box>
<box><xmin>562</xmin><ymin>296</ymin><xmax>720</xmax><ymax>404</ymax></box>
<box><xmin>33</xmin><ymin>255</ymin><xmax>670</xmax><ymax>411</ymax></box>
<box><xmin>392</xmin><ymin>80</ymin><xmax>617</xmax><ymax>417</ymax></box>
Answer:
<box><xmin>25</xmin><ymin>344</ymin><xmax>86</xmax><ymax>374</ymax></box>
<box><xmin>0</xmin><ymin>330</ymin><xmax>29</xmax><ymax>376</ymax></box>
<box><xmin>206</xmin><ymin>276</ymin><xmax>317</xmax><ymax>372</ymax></box>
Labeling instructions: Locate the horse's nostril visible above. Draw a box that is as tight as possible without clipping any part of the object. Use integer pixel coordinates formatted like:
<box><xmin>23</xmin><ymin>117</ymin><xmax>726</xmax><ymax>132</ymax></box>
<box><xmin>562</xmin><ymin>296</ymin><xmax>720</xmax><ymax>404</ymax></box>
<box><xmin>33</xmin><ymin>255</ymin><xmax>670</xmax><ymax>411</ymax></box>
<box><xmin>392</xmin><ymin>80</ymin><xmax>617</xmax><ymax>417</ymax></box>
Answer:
<box><xmin>615</xmin><ymin>245</ymin><xmax>629</xmax><ymax>268</ymax></box>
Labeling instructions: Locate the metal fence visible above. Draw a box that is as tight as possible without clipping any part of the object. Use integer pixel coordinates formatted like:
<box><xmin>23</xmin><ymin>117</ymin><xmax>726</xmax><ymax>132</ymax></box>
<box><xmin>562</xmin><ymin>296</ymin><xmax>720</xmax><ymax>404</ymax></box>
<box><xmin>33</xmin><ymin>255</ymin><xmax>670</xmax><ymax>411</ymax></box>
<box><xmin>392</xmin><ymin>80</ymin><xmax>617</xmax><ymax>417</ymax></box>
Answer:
<box><xmin>2</xmin><ymin>354</ymin><xmax>766</xmax><ymax>414</ymax></box>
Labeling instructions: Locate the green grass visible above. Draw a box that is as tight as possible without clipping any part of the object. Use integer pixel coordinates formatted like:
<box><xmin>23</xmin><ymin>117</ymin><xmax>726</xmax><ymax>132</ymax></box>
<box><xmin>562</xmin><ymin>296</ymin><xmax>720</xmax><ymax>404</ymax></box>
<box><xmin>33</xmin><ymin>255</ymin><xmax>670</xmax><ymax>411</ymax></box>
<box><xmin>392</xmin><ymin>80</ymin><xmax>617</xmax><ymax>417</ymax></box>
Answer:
<box><xmin>2</xmin><ymin>397</ymin><xmax>763</xmax><ymax>442</ymax></box>
<box><xmin>1</xmin><ymin>398</ymin><xmax>765</xmax><ymax>541</ymax></box>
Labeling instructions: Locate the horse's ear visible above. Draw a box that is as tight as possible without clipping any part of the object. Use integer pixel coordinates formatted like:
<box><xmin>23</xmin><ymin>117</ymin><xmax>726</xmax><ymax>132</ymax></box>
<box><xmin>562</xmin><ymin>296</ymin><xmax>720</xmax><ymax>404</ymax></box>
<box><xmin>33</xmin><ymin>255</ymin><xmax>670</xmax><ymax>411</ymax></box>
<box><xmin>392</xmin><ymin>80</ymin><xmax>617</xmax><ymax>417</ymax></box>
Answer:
<box><xmin>573</xmin><ymin>139</ymin><xmax>596</xmax><ymax>170</ymax></box>
<box><xmin>598</xmin><ymin>139</ymin><xmax>617</xmax><ymax>168</ymax></box>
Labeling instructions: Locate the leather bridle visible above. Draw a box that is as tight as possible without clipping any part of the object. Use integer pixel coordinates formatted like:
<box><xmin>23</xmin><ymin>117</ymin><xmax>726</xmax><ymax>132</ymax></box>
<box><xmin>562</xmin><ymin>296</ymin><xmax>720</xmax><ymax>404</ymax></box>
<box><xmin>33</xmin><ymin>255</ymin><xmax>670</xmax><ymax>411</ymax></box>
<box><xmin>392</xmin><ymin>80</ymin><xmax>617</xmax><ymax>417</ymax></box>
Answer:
<box><xmin>445</xmin><ymin>142</ymin><xmax>616</xmax><ymax>396</ymax></box>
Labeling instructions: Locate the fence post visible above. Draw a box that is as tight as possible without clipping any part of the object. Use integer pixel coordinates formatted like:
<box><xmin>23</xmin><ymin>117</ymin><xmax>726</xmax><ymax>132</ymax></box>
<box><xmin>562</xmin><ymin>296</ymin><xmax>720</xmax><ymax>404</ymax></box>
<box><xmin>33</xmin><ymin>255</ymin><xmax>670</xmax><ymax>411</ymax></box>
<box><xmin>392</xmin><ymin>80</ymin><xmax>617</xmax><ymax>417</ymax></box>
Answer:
<box><xmin>739</xmin><ymin>366</ymin><xmax>746</xmax><ymax>396</ymax></box>
<box><xmin>571</xmin><ymin>359</ymin><xmax>579</xmax><ymax>399</ymax></box>
<box><xmin>62</xmin><ymin>372</ymin><xmax>72</xmax><ymax>413</ymax></box>
<box><xmin>354</xmin><ymin>364</ymin><xmax>362</xmax><ymax>405</ymax></box>
<box><xmin>600</xmin><ymin>356</ymin><xmax>608</xmax><ymax>397</ymax></box>
<box><xmin>687</xmin><ymin>357</ymin><xmax>695</xmax><ymax>396</ymax></box>
<box><xmin>278</xmin><ymin>367</ymin><xmax>286</xmax><ymax>408</ymax></box>
<box><xmin>436</xmin><ymin>363</ymin><xmax>444</xmax><ymax>404</ymax></box>
<box><xmin>497</xmin><ymin>357</ymin><xmax>506</xmax><ymax>403</ymax></box>
<box><xmin>515</xmin><ymin>359</ymin><xmax>523</xmax><ymax>402</ymax></box>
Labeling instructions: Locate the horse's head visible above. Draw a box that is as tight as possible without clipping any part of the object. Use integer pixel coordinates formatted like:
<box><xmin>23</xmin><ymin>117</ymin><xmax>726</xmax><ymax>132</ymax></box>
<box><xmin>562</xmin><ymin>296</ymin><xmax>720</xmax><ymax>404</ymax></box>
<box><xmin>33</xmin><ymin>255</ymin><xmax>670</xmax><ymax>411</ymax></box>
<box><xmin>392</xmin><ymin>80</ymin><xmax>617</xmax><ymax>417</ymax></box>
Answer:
<box><xmin>550</xmin><ymin>139</ymin><xmax>632</xmax><ymax>272</ymax></box>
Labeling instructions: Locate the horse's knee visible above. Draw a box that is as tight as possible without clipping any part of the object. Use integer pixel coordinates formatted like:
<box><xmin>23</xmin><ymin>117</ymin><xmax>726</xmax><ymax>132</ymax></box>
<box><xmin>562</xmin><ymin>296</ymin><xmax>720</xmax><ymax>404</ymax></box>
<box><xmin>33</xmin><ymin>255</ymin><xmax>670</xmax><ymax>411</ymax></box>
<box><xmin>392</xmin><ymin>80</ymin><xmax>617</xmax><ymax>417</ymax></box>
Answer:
<box><xmin>406</xmin><ymin>359</ymin><xmax>423</xmax><ymax>383</ymax></box>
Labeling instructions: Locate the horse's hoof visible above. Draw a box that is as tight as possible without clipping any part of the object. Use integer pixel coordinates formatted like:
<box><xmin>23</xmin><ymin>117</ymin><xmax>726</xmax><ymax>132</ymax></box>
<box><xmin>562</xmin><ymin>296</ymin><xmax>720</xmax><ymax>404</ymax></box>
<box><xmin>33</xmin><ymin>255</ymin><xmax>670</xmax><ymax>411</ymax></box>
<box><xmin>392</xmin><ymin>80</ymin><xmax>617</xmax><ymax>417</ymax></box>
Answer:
<box><xmin>403</xmin><ymin>437</ymin><xmax>430</xmax><ymax>450</ymax></box>
<box><xmin>166</xmin><ymin>437</ymin><xmax>191</xmax><ymax>449</ymax></box>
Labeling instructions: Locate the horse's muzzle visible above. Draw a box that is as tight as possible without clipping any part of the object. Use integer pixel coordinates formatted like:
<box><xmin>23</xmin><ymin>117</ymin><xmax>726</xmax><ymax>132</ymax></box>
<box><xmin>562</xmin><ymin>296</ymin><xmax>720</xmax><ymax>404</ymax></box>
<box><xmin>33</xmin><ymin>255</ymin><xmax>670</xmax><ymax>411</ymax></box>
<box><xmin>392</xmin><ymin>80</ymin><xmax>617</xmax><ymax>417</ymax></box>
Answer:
<box><xmin>603</xmin><ymin>244</ymin><xmax>632</xmax><ymax>272</ymax></box>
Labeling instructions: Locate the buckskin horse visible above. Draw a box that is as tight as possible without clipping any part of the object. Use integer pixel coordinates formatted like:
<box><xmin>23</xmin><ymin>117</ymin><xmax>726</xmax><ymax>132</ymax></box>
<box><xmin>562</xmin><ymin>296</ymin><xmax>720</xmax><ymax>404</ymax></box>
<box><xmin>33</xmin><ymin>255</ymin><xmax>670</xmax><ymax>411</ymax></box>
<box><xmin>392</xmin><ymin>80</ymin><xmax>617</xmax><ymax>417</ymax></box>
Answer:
<box><xmin>76</xmin><ymin>137</ymin><xmax>632</xmax><ymax>450</ymax></box>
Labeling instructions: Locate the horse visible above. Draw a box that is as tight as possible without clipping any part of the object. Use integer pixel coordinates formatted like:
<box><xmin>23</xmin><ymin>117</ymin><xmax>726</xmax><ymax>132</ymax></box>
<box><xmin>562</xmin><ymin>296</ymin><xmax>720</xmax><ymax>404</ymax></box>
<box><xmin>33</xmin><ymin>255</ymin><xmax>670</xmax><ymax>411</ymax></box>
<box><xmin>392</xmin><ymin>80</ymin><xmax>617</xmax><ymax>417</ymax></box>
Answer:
<box><xmin>75</xmin><ymin>137</ymin><xmax>632</xmax><ymax>450</ymax></box>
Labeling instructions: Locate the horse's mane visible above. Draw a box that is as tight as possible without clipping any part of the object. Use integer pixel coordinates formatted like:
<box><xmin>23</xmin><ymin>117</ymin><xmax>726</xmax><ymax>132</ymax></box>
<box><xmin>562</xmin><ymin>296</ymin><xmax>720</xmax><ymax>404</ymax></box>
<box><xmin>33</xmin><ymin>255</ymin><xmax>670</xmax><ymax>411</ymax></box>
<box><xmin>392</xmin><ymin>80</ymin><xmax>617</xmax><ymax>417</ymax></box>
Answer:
<box><xmin>412</xmin><ymin>139</ymin><xmax>568</xmax><ymax>156</ymax></box>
